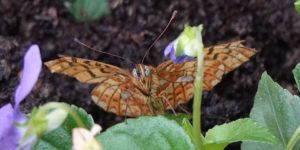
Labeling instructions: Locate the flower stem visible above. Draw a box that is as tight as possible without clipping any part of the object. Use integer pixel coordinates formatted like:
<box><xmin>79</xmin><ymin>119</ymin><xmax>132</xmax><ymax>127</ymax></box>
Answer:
<box><xmin>286</xmin><ymin>125</ymin><xmax>300</xmax><ymax>150</ymax></box>
<box><xmin>193</xmin><ymin>36</ymin><xmax>204</xmax><ymax>150</ymax></box>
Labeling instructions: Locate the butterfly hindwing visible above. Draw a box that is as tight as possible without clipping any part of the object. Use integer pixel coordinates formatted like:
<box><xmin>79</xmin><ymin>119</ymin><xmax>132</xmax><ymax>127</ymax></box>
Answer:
<box><xmin>45</xmin><ymin>55</ymin><xmax>129</xmax><ymax>83</ymax></box>
<box><xmin>91</xmin><ymin>80</ymin><xmax>151</xmax><ymax>117</ymax></box>
<box><xmin>156</xmin><ymin>60</ymin><xmax>225</xmax><ymax>109</ymax></box>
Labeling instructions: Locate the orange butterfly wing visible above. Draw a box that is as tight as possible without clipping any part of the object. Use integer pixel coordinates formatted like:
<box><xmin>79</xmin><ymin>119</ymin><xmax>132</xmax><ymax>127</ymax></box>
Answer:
<box><xmin>45</xmin><ymin>55</ymin><xmax>152</xmax><ymax>117</ymax></box>
<box><xmin>156</xmin><ymin>60</ymin><xmax>225</xmax><ymax>109</ymax></box>
<box><xmin>45</xmin><ymin>41</ymin><xmax>255</xmax><ymax>116</ymax></box>
<box><xmin>156</xmin><ymin>41</ymin><xmax>255</xmax><ymax>109</ymax></box>
<box><xmin>204</xmin><ymin>41</ymin><xmax>256</xmax><ymax>73</ymax></box>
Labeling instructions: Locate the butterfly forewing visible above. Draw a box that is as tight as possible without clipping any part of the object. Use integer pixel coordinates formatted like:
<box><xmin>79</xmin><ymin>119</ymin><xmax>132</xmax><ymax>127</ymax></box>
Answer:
<box><xmin>204</xmin><ymin>40</ymin><xmax>255</xmax><ymax>73</ymax></box>
<box><xmin>45</xmin><ymin>55</ymin><xmax>129</xmax><ymax>83</ymax></box>
<box><xmin>156</xmin><ymin>40</ymin><xmax>255</xmax><ymax>110</ymax></box>
<box><xmin>45</xmin><ymin>55</ymin><xmax>153</xmax><ymax>117</ymax></box>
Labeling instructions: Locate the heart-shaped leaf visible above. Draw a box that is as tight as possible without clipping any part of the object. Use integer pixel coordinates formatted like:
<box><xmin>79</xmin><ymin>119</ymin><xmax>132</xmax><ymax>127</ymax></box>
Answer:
<box><xmin>242</xmin><ymin>72</ymin><xmax>300</xmax><ymax>150</ymax></box>
<box><xmin>97</xmin><ymin>116</ymin><xmax>194</xmax><ymax>150</ymax></box>
<box><xmin>205</xmin><ymin>118</ymin><xmax>277</xmax><ymax>150</ymax></box>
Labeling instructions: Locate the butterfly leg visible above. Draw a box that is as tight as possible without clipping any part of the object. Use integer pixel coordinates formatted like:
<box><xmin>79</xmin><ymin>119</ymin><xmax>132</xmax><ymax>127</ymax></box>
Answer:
<box><xmin>124</xmin><ymin>98</ymin><xmax>129</xmax><ymax>124</ymax></box>
<box><xmin>157</xmin><ymin>85</ymin><xmax>177</xmax><ymax>115</ymax></box>
<box><xmin>177</xmin><ymin>104</ymin><xmax>191</xmax><ymax>115</ymax></box>
<box><xmin>161</xmin><ymin>95</ymin><xmax>177</xmax><ymax>115</ymax></box>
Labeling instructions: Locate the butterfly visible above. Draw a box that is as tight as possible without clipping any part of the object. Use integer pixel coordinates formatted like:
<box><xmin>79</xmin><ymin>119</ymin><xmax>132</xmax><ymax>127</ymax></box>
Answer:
<box><xmin>45</xmin><ymin>40</ymin><xmax>255</xmax><ymax>117</ymax></box>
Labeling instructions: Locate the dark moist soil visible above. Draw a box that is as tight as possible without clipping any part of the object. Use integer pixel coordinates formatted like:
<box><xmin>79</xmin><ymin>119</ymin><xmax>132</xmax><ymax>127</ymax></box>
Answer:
<box><xmin>1</xmin><ymin>0</ymin><xmax>300</xmax><ymax>149</ymax></box>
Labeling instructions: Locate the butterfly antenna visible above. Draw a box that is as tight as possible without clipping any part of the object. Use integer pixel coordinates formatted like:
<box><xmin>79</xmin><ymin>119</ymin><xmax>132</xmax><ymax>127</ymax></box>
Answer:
<box><xmin>177</xmin><ymin>104</ymin><xmax>191</xmax><ymax>115</ymax></box>
<box><xmin>141</xmin><ymin>10</ymin><xmax>177</xmax><ymax>64</ymax></box>
<box><xmin>124</xmin><ymin>99</ymin><xmax>128</xmax><ymax>124</ymax></box>
<box><xmin>74</xmin><ymin>38</ymin><xmax>135</xmax><ymax>64</ymax></box>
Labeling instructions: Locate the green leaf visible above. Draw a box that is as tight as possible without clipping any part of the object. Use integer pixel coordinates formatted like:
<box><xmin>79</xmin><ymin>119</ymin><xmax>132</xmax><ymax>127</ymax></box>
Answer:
<box><xmin>287</xmin><ymin>125</ymin><xmax>300</xmax><ymax>150</ymax></box>
<box><xmin>295</xmin><ymin>0</ymin><xmax>300</xmax><ymax>13</ymax></box>
<box><xmin>182</xmin><ymin>118</ymin><xmax>194</xmax><ymax>141</ymax></box>
<box><xmin>64</xmin><ymin>0</ymin><xmax>109</xmax><ymax>22</ymax></box>
<box><xmin>242</xmin><ymin>72</ymin><xmax>300</xmax><ymax>150</ymax></box>
<box><xmin>293</xmin><ymin>63</ymin><xmax>300</xmax><ymax>91</ymax></box>
<box><xmin>181</xmin><ymin>118</ymin><xmax>205</xmax><ymax>147</ymax></box>
<box><xmin>204</xmin><ymin>118</ymin><xmax>277</xmax><ymax>150</ymax></box>
<box><xmin>163</xmin><ymin>113</ymin><xmax>191</xmax><ymax>125</ymax></box>
<box><xmin>97</xmin><ymin>116</ymin><xmax>194</xmax><ymax>150</ymax></box>
<box><xmin>32</xmin><ymin>105</ymin><xmax>94</xmax><ymax>150</ymax></box>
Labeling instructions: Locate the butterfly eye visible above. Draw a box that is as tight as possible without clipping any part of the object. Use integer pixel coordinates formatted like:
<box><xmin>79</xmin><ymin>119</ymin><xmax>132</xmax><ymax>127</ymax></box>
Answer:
<box><xmin>132</xmin><ymin>68</ymin><xmax>141</xmax><ymax>78</ymax></box>
<box><xmin>144</xmin><ymin>66</ymin><xmax>150</xmax><ymax>76</ymax></box>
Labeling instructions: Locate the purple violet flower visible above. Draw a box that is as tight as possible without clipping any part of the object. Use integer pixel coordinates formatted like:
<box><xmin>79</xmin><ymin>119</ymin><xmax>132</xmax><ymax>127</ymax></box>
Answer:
<box><xmin>164</xmin><ymin>42</ymin><xmax>194</xmax><ymax>64</ymax></box>
<box><xmin>0</xmin><ymin>45</ymin><xmax>42</xmax><ymax>149</ymax></box>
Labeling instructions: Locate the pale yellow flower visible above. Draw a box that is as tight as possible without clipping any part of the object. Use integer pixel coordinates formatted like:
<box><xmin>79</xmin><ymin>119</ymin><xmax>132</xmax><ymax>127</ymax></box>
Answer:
<box><xmin>72</xmin><ymin>124</ymin><xmax>102</xmax><ymax>150</ymax></box>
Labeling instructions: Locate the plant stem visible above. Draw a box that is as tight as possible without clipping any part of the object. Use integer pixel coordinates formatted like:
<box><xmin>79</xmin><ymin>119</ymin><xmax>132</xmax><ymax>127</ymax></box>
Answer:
<box><xmin>193</xmin><ymin>37</ymin><xmax>204</xmax><ymax>150</ymax></box>
<box><xmin>286</xmin><ymin>125</ymin><xmax>300</xmax><ymax>150</ymax></box>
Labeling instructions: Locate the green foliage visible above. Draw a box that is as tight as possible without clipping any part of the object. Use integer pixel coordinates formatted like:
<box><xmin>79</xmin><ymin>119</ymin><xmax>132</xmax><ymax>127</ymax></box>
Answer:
<box><xmin>204</xmin><ymin>118</ymin><xmax>277</xmax><ymax>150</ymax></box>
<box><xmin>97</xmin><ymin>116</ymin><xmax>194</xmax><ymax>150</ymax></box>
<box><xmin>295</xmin><ymin>0</ymin><xmax>300</xmax><ymax>13</ymax></box>
<box><xmin>287</xmin><ymin>126</ymin><xmax>300</xmax><ymax>150</ymax></box>
<box><xmin>163</xmin><ymin>24</ymin><xmax>274</xmax><ymax>150</ymax></box>
<box><xmin>182</xmin><ymin>118</ymin><xmax>195</xmax><ymax>143</ymax></box>
<box><xmin>242</xmin><ymin>72</ymin><xmax>300</xmax><ymax>150</ymax></box>
<box><xmin>32</xmin><ymin>105</ymin><xmax>94</xmax><ymax>150</ymax></box>
<box><xmin>293</xmin><ymin>64</ymin><xmax>300</xmax><ymax>91</ymax></box>
<box><xmin>96</xmin><ymin>114</ymin><xmax>274</xmax><ymax>150</ymax></box>
<box><xmin>163</xmin><ymin>113</ymin><xmax>191</xmax><ymax>125</ymax></box>
<box><xmin>64</xmin><ymin>0</ymin><xmax>109</xmax><ymax>22</ymax></box>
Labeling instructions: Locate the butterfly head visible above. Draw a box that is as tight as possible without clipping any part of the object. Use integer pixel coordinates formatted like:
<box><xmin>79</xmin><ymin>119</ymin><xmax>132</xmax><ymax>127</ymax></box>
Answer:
<box><xmin>131</xmin><ymin>64</ymin><xmax>157</xmax><ymax>92</ymax></box>
<box><xmin>132</xmin><ymin>64</ymin><xmax>152</xmax><ymax>79</ymax></box>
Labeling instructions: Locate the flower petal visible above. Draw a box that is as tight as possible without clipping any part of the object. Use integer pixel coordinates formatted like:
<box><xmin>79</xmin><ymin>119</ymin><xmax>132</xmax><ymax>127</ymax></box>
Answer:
<box><xmin>164</xmin><ymin>42</ymin><xmax>177</xmax><ymax>62</ymax></box>
<box><xmin>1</xmin><ymin>126</ymin><xmax>23</xmax><ymax>150</ymax></box>
<box><xmin>164</xmin><ymin>42</ymin><xmax>174</xmax><ymax>57</ymax></box>
<box><xmin>0</xmin><ymin>104</ymin><xmax>14</xmax><ymax>138</ymax></box>
<box><xmin>14</xmin><ymin>45</ymin><xmax>42</xmax><ymax>107</ymax></box>
<box><xmin>90</xmin><ymin>124</ymin><xmax>102</xmax><ymax>136</ymax></box>
<box><xmin>72</xmin><ymin>125</ymin><xmax>102</xmax><ymax>150</ymax></box>
<box><xmin>173</xmin><ymin>55</ymin><xmax>194</xmax><ymax>64</ymax></box>
<box><xmin>0</xmin><ymin>104</ymin><xmax>24</xmax><ymax>150</ymax></box>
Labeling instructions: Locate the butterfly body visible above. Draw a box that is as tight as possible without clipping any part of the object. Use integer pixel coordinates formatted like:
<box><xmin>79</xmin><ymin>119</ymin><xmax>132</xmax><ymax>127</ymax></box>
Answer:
<box><xmin>45</xmin><ymin>41</ymin><xmax>256</xmax><ymax>117</ymax></box>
